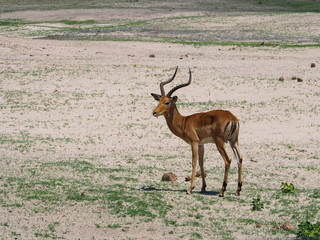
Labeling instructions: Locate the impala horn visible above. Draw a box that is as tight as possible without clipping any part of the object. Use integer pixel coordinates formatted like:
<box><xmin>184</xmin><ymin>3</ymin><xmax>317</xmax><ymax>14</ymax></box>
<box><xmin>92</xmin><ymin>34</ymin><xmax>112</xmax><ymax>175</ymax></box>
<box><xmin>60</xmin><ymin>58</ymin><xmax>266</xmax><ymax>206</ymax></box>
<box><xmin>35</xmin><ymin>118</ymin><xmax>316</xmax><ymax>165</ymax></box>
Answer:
<box><xmin>167</xmin><ymin>68</ymin><xmax>192</xmax><ymax>97</ymax></box>
<box><xmin>159</xmin><ymin>66</ymin><xmax>178</xmax><ymax>96</ymax></box>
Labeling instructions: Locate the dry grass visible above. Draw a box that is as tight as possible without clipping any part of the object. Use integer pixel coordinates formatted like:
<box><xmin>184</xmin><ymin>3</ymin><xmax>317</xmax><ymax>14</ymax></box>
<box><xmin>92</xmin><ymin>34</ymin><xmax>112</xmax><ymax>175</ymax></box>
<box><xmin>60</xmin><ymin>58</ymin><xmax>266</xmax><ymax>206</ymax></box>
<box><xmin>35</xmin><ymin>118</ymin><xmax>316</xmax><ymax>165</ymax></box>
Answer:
<box><xmin>0</xmin><ymin>1</ymin><xmax>320</xmax><ymax>239</ymax></box>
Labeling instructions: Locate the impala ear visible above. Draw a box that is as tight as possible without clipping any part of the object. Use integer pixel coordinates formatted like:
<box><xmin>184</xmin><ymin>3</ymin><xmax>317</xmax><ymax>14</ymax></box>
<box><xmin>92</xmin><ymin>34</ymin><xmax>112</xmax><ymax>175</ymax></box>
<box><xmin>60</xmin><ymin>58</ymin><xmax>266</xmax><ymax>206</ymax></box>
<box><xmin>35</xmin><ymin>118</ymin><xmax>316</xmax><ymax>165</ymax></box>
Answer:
<box><xmin>172</xmin><ymin>96</ymin><xmax>178</xmax><ymax>103</ymax></box>
<box><xmin>151</xmin><ymin>93</ymin><xmax>161</xmax><ymax>101</ymax></box>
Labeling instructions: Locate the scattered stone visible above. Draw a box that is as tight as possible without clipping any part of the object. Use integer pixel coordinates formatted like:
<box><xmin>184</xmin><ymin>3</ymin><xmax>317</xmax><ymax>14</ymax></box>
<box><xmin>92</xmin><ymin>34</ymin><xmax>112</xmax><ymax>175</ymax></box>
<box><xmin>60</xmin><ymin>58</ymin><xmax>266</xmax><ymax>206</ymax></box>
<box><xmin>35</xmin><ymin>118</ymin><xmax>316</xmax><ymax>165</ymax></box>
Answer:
<box><xmin>162</xmin><ymin>172</ymin><xmax>177</xmax><ymax>183</ymax></box>
<box><xmin>279</xmin><ymin>76</ymin><xmax>284</xmax><ymax>81</ymax></box>
<box><xmin>280</xmin><ymin>221</ymin><xmax>297</xmax><ymax>231</ymax></box>
<box><xmin>149</xmin><ymin>54</ymin><xmax>155</xmax><ymax>58</ymax></box>
<box><xmin>185</xmin><ymin>170</ymin><xmax>207</xmax><ymax>181</ymax></box>
<box><xmin>196</xmin><ymin>170</ymin><xmax>207</xmax><ymax>178</ymax></box>
<box><xmin>179</xmin><ymin>54</ymin><xmax>188</xmax><ymax>60</ymax></box>
<box><xmin>311</xmin><ymin>63</ymin><xmax>316</xmax><ymax>68</ymax></box>
<box><xmin>255</xmin><ymin>222</ymin><xmax>262</xmax><ymax>228</ymax></box>
<box><xmin>185</xmin><ymin>175</ymin><xmax>191</xmax><ymax>181</ymax></box>
<box><xmin>297</xmin><ymin>78</ymin><xmax>303</xmax><ymax>82</ymax></box>
<box><xmin>272</xmin><ymin>224</ymin><xmax>280</xmax><ymax>230</ymax></box>
<box><xmin>292</xmin><ymin>76</ymin><xmax>297</xmax><ymax>80</ymax></box>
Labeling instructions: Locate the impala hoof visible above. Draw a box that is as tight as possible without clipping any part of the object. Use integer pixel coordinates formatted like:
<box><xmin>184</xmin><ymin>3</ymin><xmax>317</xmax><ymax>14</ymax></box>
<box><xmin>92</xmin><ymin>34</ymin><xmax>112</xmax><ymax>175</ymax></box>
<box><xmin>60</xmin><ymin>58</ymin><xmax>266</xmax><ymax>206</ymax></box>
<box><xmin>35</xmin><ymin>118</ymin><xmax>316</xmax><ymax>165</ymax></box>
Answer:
<box><xmin>187</xmin><ymin>186</ymin><xmax>195</xmax><ymax>194</ymax></box>
<box><xmin>187</xmin><ymin>190</ymin><xmax>193</xmax><ymax>195</ymax></box>
<box><xmin>236</xmin><ymin>182</ymin><xmax>242</xmax><ymax>196</ymax></box>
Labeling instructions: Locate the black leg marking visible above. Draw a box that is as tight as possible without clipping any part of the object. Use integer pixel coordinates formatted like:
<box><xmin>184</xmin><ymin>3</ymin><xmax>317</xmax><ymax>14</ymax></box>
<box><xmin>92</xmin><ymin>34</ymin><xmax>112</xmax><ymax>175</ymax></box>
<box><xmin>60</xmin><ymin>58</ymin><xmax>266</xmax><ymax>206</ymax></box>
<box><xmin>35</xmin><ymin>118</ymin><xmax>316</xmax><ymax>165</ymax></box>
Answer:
<box><xmin>223</xmin><ymin>181</ymin><xmax>227</xmax><ymax>190</ymax></box>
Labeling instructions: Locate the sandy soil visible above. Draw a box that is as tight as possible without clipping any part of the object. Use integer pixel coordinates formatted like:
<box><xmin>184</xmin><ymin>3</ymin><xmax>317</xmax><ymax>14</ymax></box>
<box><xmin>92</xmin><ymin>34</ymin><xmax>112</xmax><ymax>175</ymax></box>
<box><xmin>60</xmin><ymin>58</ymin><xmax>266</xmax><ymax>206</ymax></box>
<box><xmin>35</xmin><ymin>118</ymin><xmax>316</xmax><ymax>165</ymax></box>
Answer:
<box><xmin>0</xmin><ymin>3</ymin><xmax>320</xmax><ymax>240</ymax></box>
<box><xmin>0</xmin><ymin>35</ymin><xmax>319</xmax><ymax>239</ymax></box>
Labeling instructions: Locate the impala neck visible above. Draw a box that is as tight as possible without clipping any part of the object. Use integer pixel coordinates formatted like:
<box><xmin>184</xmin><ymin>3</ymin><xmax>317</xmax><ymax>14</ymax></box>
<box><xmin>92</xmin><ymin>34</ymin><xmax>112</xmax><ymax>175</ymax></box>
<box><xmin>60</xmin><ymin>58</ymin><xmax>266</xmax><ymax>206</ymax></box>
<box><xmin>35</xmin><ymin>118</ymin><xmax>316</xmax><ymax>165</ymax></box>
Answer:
<box><xmin>164</xmin><ymin>103</ymin><xmax>185</xmax><ymax>138</ymax></box>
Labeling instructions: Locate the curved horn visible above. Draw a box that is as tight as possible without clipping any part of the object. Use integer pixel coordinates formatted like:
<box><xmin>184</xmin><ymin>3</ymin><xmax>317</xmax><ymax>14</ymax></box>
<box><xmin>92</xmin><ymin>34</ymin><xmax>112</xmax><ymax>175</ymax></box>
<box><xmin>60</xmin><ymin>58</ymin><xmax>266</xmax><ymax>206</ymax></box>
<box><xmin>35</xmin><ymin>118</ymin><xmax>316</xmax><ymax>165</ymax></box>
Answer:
<box><xmin>160</xmin><ymin>67</ymin><xmax>178</xmax><ymax>96</ymax></box>
<box><xmin>167</xmin><ymin>68</ymin><xmax>192</xmax><ymax>97</ymax></box>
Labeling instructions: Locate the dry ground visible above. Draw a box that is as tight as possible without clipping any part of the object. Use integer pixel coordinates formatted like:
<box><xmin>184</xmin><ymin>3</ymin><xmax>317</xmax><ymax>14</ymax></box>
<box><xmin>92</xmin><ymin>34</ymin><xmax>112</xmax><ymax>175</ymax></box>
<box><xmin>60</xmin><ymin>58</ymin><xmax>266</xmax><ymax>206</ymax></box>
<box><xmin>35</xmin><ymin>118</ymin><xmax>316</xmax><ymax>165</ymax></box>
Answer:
<box><xmin>0</xmin><ymin>1</ymin><xmax>320</xmax><ymax>239</ymax></box>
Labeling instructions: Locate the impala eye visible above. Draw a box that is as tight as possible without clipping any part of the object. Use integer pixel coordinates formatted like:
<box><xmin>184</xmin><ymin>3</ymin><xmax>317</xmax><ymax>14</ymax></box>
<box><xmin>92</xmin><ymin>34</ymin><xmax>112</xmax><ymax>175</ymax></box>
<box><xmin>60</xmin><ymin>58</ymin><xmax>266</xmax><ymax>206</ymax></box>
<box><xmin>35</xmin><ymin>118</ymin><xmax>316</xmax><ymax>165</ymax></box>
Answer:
<box><xmin>164</xmin><ymin>101</ymin><xmax>170</xmax><ymax>106</ymax></box>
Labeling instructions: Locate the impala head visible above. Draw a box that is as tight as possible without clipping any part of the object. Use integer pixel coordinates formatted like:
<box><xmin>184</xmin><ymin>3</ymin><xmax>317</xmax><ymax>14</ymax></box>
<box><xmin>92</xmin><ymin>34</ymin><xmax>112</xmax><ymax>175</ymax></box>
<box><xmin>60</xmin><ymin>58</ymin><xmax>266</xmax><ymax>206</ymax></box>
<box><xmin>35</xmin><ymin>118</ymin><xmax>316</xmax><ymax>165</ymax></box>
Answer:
<box><xmin>151</xmin><ymin>67</ymin><xmax>192</xmax><ymax>117</ymax></box>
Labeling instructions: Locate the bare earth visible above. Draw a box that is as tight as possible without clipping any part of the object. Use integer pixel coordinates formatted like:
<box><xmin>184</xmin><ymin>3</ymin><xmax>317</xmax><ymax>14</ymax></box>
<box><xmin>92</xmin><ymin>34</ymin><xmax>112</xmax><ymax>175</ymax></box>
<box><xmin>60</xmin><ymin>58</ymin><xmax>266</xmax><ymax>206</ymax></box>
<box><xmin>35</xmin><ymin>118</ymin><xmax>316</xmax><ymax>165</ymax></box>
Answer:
<box><xmin>0</xmin><ymin>4</ymin><xmax>320</xmax><ymax>240</ymax></box>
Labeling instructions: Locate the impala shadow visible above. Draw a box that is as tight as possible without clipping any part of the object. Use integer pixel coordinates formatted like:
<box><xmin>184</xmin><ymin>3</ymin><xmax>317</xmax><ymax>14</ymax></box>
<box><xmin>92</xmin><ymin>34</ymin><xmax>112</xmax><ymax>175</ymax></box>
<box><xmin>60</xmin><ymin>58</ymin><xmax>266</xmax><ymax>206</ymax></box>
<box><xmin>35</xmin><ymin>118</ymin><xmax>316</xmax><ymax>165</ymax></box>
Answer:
<box><xmin>141</xmin><ymin>185</ymin><xmax>220</xmax><ymax>196</ymax></box>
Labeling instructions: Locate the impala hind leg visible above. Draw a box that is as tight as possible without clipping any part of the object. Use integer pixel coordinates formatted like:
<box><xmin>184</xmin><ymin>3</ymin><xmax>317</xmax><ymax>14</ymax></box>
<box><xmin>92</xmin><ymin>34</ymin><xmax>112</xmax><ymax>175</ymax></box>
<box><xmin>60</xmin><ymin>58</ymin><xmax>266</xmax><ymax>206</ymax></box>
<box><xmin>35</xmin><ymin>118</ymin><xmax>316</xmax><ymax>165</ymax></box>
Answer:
<box><xmin>231</xmin><ymin>141</ymin><xmax>243</xmax><ymax>196</ymax></box>
<box><xmin>216</xmin><ymin>139</ymin><xmax>231</xmax><ymax>197</ymax></box>
<box><xmin>198</xmin><ymin>145</ymin><xmax>206</xmax><ymax>193</ymax></box>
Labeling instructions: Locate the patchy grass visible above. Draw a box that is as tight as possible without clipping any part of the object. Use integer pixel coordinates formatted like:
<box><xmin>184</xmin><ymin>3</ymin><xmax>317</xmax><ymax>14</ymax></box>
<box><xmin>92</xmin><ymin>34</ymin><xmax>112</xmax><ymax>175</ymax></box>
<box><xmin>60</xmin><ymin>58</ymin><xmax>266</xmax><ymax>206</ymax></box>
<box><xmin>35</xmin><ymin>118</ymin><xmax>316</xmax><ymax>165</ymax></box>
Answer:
<box><xmin>0</xmin><ymin>1</ymin><xmax>319</xmax><ymax>238</ymax></box>
<box><xmin>1</xmin><ymin>10</ymin><xmax>320</xmax><ymax>47</ymax></box>
<box><xmin>1</xmin><ymin>0</ymin><xmax>319</xmax><ymax>13</ymax></box>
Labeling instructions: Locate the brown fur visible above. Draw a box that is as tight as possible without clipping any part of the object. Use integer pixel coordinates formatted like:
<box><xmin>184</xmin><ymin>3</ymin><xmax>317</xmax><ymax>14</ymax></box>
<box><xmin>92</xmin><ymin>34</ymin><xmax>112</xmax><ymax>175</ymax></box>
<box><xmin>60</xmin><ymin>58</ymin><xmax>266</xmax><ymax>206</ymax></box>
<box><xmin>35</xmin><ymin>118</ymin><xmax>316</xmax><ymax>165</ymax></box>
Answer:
<box><xmin>152</xmin><ymin>69</ymin><xmax>243</xmax><ymax>196</ymax></box>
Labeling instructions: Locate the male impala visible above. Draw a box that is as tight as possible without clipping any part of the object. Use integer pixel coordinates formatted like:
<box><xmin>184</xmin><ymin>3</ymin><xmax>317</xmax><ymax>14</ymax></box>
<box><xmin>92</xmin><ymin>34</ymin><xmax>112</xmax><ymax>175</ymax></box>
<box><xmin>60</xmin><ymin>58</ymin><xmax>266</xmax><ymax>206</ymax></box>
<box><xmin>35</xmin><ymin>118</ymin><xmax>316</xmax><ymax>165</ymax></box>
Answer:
<box><xmin>151</xmin><ymin>67</ymin><xmax>243</xmax><ymax>197</ymax></box>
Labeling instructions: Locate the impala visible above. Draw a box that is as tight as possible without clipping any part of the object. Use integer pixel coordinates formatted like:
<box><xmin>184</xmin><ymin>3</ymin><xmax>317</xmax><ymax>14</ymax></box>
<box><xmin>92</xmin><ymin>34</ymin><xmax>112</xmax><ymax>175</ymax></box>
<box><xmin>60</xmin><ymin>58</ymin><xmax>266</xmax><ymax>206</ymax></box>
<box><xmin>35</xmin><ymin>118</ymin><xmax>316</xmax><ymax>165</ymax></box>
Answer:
<box><xmin>151</xmin><ymin>67</ymin><xmax>243</xmax><ymax>197</ymax></box>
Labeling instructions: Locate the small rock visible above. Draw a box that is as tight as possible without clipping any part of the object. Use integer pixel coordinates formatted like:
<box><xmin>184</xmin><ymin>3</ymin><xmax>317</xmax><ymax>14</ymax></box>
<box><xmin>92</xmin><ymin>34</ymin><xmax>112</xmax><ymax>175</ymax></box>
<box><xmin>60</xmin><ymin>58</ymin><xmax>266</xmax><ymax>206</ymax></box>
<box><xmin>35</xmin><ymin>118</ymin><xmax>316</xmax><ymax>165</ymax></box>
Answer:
<box><xmin>255</xmin><ymin>222</ymin><xmax>262</xmax><ymax>228</ymax></box>
<box><xmin>297</xmin><ymin>78</ymin><xmax>303</xmax><ymax>82</ymax></box>
<box><xmin>291</xmin><ymin>76</ymin><xmax>297</xmax><ymax>80</ymax></box>
<box><xmin>185</xmin><ymin>170</ymin><xmax>207</xmax><ymax>181</ymax></box>
<box><xmin>149</xmin><ymin>54</ymin><xmax>155</xmax><ymax>58</ymax></box>
<box><xmin>179</xmin><ymin>54</ymin><xmax>188</xmax><ymax>60</ymax></box>
<box><xmin>279</xmin><ymin>76</ymin><xmax>285</xmax><ymax>81</ymax></box>
<box><xmin>280</xmin><ymin>221</ymin><xmax>297</xmax><ymax>231</ymax></box>
<box><xmin>311</xmin><ymin>63</ymin><xmax>316</xmax><ymax>68</ymax></box>
<box><xmin>196</xmin><ymin>170</ymin><xmax>207</xmax><ymax>178</ymax></box>
<box><xmin>162</xmin><ymin>172</ymin><xmax>177</xmax><ymax>183</ymax></box>
<box><xmin>273</xmin><ymin>224</ymin><xmax>280</xmax><ymax>230</ymax></box>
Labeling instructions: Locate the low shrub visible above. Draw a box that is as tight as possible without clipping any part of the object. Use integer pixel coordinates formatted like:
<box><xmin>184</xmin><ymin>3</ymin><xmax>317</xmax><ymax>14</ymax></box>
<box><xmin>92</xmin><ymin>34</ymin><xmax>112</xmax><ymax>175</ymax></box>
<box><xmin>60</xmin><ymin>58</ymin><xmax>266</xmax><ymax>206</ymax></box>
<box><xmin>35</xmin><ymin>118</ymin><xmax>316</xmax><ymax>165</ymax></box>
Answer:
<box><xmin>297</xmin><ymin>221</ymin><xmax>320</xmax><ymax>239</ymax></box>
<box><xmin>281</xmin><ymin>182</ymin><xmax>295</xmax><ymax>193</ymax></box>
<box><xmin>251</xmin><ymin>195</ymin><xmax>264</xmax><ymax>211</ymax></box>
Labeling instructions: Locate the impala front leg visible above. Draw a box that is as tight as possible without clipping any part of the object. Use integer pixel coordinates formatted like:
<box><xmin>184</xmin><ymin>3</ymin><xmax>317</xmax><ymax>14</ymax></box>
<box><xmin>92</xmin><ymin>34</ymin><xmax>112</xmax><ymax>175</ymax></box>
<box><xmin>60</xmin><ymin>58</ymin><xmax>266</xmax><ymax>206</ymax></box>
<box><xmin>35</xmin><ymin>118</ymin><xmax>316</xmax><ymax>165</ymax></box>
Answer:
<box><xmin>187</xmin><ymin>142</ymin><xmax>199</xmax><ymax>194</ymax></box>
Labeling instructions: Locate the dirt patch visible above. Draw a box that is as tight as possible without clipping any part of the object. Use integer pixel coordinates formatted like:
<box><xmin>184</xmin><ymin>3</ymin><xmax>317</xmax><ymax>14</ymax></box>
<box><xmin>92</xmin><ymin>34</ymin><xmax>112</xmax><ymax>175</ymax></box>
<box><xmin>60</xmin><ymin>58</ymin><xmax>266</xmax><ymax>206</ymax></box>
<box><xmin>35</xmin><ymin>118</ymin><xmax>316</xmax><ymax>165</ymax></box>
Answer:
<box><xmin>0</xmin><ymin>1</ymin><xmax>320</xmax><ymax>239</ymax></box>
<box><xmin>0</xmin><ymin>35</ymin><xmax>319</xmax><ymax>240</ymax></box>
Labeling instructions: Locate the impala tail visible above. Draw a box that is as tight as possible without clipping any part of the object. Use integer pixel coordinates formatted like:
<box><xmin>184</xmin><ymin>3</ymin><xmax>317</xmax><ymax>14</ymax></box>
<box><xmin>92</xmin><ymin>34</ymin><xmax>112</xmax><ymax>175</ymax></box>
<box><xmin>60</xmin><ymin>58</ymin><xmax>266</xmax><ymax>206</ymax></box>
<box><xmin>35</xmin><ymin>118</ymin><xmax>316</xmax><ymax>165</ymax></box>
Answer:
<box><xmin>225</xmin><ymin>121</ymin><xmax>239</xmax><ymax>143</ymax></box>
